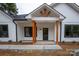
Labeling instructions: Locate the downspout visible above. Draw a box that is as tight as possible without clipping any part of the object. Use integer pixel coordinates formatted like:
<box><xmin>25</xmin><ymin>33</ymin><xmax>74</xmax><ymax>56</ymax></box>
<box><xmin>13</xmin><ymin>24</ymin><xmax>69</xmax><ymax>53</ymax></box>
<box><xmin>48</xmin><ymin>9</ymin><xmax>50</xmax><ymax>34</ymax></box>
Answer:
<box><xmin>60</xmin><ymin>21</ymin><xmax>61</xmax><ymax>43</ymax></box>
<box><xmin>60</xmin><ymin>19</ymin><xmax>65</xmax><ymax>43</ymax></box>
<box><xmin>13</xmin><ymin>20</ymin><xmax>18</xmax><ymax>43</ymax></box>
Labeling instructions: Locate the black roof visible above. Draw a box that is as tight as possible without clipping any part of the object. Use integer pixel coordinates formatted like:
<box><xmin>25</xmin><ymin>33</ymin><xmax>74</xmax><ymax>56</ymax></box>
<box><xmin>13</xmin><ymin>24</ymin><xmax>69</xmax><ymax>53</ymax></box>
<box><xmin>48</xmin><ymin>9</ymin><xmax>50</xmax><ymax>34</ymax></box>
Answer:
<box><xmin>14</xmin><ymin>14</ymin><xmax>28</xmax><ymax>19</ymax></box>
<box><xmin>13</xmin><ymin>14</ymin><xmax>28</xmax><ymax>21</ymax></box>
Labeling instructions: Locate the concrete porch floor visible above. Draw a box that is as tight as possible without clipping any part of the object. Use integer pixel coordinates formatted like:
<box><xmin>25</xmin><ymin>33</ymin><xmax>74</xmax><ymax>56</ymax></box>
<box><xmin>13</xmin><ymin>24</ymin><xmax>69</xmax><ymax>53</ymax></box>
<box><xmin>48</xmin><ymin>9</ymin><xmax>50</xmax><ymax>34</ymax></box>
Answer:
<box><xmin>21</xmin><ymin>40</ymin><xmax>55</xmax><ymax>45</ymax></box>
<box><xmin>35</xmin><ymin>41</ymin><xmax>55</xmax><ymax>45</ymax></box>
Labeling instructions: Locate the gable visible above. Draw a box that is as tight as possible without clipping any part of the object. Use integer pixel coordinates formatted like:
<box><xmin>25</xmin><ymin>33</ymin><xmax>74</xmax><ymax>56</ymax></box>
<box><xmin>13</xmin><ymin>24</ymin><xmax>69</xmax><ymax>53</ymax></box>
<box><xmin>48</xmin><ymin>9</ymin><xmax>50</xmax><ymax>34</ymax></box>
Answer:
<box><xmin>0</xmin><ymin>10</ymin><xmax>13</xmax><ymax>22</ymax></box>
<box><xmin>51</xmin><ymin>3</ymin><xmax>79</xmax><ymax>19</ymax></box>
<box><xmin>26</xmin><ymin>3</ymin><xmax>65</xmax><ymax>19</ymax></box>
<box><xmin>31</xmin><ymin>5</ymin><xmax>59</xmax><ymax>17</ymax></box>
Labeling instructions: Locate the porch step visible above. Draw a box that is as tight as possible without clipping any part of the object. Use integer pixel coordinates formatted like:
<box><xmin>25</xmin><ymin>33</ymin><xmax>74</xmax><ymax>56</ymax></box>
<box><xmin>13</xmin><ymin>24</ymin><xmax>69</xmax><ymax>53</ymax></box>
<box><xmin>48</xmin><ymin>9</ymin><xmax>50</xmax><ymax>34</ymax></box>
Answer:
<box><xmin>0</xmin><ymin>45</ymin><xmax>62</xmax><ymax>50</ymax></box>
<box><xmin>21</xmin><ymin>40</ymin><xmax>32</xmax><ymax>44</ymax></box>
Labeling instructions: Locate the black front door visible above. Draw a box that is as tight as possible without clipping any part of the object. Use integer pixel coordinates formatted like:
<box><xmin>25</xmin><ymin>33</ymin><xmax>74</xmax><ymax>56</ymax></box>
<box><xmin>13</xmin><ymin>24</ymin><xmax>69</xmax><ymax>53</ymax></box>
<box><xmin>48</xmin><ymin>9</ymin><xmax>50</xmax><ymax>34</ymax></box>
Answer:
<box><xmin>43</xmin><ymin>28</ymin><xmax>48</xmax><ymax>40</ymax></box>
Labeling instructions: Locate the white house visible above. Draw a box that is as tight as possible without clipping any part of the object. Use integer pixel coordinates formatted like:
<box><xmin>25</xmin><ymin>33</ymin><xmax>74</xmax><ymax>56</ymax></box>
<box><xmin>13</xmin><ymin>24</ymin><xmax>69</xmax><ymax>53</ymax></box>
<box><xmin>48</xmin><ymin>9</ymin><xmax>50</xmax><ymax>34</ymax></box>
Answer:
<box><xmin>0</xmin><ymin>3</ymin><xmax>79</xmax><ymax>45</ymax></box>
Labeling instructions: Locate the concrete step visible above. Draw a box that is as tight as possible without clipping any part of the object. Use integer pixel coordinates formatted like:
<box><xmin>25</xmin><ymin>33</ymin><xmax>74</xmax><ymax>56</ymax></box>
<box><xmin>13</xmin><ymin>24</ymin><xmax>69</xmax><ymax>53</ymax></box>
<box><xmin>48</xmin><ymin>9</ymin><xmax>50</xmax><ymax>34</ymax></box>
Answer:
<box><xmin>21</xmin><ymin>40</ymin><xmax>32</xmax><ymax>44</ymax></box>
<box><xmin>0</xmin><ymin>45</ymin><xmax>62</xmax><ymax>50</ymax></box>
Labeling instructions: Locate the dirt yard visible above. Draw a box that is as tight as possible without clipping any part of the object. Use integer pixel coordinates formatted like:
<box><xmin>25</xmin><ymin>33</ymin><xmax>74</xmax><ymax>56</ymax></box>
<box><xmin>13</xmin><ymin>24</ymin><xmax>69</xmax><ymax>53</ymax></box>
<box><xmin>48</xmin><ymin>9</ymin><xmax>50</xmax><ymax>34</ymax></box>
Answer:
<box><xmin>0</xmin><ymin>42</ymin><xmax>79</xmax><ymax>56</ymax></box>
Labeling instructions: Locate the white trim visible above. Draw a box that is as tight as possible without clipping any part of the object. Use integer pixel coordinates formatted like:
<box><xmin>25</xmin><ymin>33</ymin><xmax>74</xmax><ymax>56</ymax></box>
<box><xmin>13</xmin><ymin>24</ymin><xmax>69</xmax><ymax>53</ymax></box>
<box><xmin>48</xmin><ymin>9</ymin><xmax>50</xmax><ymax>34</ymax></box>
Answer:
<box><xmin>32</xmin><ymin>17</ymin><xmax>59</xmax><ymax>22</ymax></box>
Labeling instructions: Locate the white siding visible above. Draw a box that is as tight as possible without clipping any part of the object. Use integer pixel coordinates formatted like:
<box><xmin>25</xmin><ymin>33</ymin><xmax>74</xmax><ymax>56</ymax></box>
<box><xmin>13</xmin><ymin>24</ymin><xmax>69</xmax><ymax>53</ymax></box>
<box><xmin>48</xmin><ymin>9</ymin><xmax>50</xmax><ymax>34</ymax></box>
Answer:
<box><xmin>0</xmin><ymin>10</ymin><xmax>16</xmax><ymax>42</ymax></box>
<box><xmin>17</xmin><ymin>21</ymin><xmax>32</xmax><ymax>41</ymax></box>
<box><xmin>53</xmin><ymin>3</ymin><xmax>79</xmax><ymax>42</ymax></box>
<box><xmin>53</xmin><ymin>3</ymin><xmax>79</xmax><ymax>22</ymax></box>
<box><xmin>36</xmin><ymin>22</ymin><xmax>54</xmax><ymax>41</ymax></box>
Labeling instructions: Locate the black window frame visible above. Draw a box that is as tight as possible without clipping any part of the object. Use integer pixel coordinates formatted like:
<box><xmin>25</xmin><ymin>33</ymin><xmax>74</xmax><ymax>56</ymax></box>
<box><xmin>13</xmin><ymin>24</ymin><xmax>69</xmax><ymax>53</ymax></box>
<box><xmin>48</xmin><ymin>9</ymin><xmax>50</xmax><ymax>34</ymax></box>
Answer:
<box><xmin>24</xmin><ymin>27</ymin><xmax>32</xmax><ymax>37</ymax></box>
<box><xmin>64</xmin><ymin>25</ymin><xmax>79</xmax><ymax>38</ymax></box>
<box><xmin>0</xmin><ymin>25</ymin><xmax>8</xmax><ymax>38</ymax></box>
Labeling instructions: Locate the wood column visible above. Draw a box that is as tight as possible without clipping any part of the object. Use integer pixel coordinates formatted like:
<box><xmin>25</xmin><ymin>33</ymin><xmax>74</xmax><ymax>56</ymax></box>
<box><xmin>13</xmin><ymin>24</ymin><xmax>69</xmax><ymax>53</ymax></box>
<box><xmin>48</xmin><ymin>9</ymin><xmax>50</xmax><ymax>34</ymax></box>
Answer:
<box><xmin>32</xmin><ymin>20</ymin><xmax>36</xmax><ymax>44</ymax></box>
<box><xmin>56</xmin><ymin>21</ymin><xmax>59</xmax><ymax>45</ymax></box>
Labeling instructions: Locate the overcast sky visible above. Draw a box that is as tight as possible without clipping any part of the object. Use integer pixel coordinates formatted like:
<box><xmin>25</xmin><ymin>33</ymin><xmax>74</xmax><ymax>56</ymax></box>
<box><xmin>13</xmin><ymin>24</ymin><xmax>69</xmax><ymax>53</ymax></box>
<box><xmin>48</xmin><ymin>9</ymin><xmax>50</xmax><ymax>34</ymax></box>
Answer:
<box><xmin>16</xmin><ymin>3</ymin><xmax>79</xmax><ymax>15</ymax></box>
<box><xmin>16</xmin><ymin>3</ymin><xmax>51</xmax><ymax>15</ymax></box>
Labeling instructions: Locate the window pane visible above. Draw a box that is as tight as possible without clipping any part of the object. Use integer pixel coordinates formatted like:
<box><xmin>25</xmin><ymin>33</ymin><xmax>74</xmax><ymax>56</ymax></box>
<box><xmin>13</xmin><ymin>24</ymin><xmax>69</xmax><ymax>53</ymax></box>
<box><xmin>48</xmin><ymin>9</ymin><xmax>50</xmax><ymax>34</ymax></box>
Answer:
<box><xmin>3</xmin><ymin>25</ymin><xmax>8</xmax><ymax>31</ymax></box>
<box><xmin>0</xmin><ymin>25</ymin><xmax>8</xmax><ymax>37</ymax></box>
<box><xmin>72</xmin><ymin>25</ymin><xmax>79</xmax><ymax>37</ymax></box>
<box><xmin>24</xmin><ymin>27</ymin><xmax>32</xmax><ymax>37</ymax></box>
<box><xmin>64</xmin><ymin>25</ymin><xmax>79</xmax><ymax>37</ymax></box>
<box><xmin>64</xmin><ymin>25</ymin><xmax>71</xmax><ymax>37</ymax></box>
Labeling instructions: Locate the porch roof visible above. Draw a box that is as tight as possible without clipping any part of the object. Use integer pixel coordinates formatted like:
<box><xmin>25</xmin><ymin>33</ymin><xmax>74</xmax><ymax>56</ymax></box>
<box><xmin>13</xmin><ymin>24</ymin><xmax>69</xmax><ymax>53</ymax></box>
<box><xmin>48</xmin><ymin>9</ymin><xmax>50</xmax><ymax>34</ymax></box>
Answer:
<box><xmin>13</xmin><ymin>14</ymin><xmax>28</xmax><ymax>21</ymax></box>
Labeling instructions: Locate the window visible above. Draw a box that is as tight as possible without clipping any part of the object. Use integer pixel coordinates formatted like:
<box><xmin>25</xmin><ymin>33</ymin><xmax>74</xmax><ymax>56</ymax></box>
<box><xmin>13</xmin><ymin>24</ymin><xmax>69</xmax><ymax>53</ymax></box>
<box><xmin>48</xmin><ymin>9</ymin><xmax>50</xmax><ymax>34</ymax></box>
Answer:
<box><xmin>24</xmin><ymin>27</ymin><xmax>32</xmax><ymax>37</ymax></box>
<box><xmin>0</xmin><ymin>25</ymin><xmax>8</xmax><ymax>37</ymax></box>
<box><xmin>64</xmin><ymin>25</ymin><xmax>79</xmax><ymax>37</ymax></box>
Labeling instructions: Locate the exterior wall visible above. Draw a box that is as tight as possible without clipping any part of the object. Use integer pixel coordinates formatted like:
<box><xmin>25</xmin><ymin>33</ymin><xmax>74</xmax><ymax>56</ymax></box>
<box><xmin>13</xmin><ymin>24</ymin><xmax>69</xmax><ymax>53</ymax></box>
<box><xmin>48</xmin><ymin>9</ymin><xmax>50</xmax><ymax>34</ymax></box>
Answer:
<box><xmin>17</xmin><ymin>21</ymin><xmax>32</xmax><ymax>41</ymax></box>
<box><xmin>53</xmin><ymin>3</ymin><xmax>79</xmax><ymax>42</ymax></box>
<box><xmin>53</xmin><ymin>3</ymin><xmax>79</xmax><ymax>22</ymax></box>
<box><xmin>36</xmin><ymin>22</ymin><xmax>54</xmax><ymax>41</ymax></box>
<box><xmin>17</xmin><ymin>21</ymin><xmax>56</xmax><ymax>41</ymax></box>
<box><xmin>0</xmin><ymin>10</ymin><xmax>16</xmax><ymax>42</ymax></box>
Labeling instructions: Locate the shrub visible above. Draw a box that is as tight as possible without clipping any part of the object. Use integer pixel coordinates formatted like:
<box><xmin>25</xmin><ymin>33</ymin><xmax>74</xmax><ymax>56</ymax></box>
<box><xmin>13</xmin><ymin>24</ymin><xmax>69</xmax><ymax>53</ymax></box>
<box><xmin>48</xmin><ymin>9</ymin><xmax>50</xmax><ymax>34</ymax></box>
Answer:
<box><xmin>19</xmin><ymin>40</ymin><xmax>22</xmax><ymax>43</ymax></box>
<box><xmin>8</xmin><ymin>40</ymin><xmax>12</xmax><ymax>42</ymax></box>
<box><xmin>62</xmin><ymin>41</ymin><xmax>65</xmax><ymax>43</ymax></box>
<box><xmin>72</xmin><ymin>41</ymin><xmax>76</xmax><ymax>43</ymax></box>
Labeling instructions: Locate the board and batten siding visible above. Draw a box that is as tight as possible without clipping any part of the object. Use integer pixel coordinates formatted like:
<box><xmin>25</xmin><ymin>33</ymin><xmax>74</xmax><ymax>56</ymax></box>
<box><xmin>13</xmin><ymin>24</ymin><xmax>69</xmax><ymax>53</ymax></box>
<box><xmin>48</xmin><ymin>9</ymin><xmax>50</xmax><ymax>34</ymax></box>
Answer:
<box><xmin>17</xmin><ymin>21</ymin><xmax>32</xmax><ymax>41</ymax></box>
<box><xmin>53</xmin><ymin>3</ymin><xmax>79</xmax><ymax>42</ymax></box>
<box><xmin>0</xmin><ymin>10</ymin><xmax>16</xmax><ymax>42</ymax></box>
<box><xmin>36</xmin><ymin>22</ymin><xmax>54</xmax><ymax>41</ymax></box>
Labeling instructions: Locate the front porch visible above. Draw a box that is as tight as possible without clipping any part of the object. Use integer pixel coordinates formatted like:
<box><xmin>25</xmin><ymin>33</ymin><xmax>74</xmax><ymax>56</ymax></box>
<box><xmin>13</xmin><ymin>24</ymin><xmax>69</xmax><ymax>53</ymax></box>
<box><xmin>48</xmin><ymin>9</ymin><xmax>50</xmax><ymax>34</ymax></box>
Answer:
<box><xmin>15</xmin><ymin>20</ymin><xmax>60</xmax><ymax>45</ymax></box>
